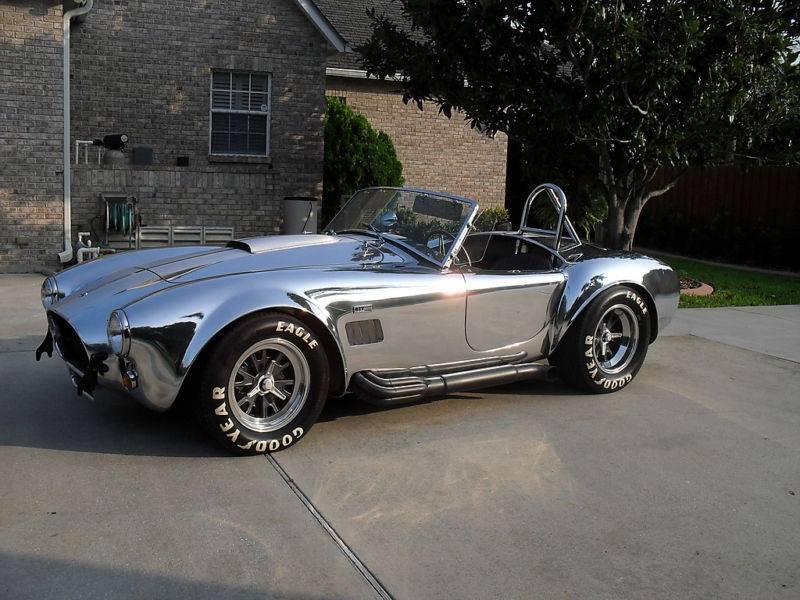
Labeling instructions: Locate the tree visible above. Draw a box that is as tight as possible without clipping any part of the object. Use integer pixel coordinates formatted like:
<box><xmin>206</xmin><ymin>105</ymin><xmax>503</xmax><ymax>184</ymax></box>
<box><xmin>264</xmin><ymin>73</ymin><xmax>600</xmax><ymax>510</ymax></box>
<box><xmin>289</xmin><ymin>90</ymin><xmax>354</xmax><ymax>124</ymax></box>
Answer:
<box><xmin>323</xmin><ymin>97</ymin><xmax>404</xmax><ymax>225</ymax></box>
<box><xmin>359</xmin><ymin>1</ymin><xmax>800</xmax><ymax>249</ymax></box>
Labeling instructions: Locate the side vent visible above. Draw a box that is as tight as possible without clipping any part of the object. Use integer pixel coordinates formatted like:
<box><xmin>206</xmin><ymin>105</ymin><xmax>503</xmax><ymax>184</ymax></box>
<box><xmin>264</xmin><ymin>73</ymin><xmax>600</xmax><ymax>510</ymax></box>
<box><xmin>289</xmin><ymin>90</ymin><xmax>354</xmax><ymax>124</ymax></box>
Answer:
<box><xmin>346</xmin><ymin>319</ymin><xmax>384</xmax><ymax>346</ymax></box>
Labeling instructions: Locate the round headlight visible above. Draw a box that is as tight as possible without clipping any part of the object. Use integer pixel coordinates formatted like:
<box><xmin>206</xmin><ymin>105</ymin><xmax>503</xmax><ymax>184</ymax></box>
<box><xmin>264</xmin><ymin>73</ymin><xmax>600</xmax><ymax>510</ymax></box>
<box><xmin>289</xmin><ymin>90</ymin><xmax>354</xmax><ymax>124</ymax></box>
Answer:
<box><xmin>107</xmin><ymin>309</ymin><xmax>131</xmax><ymax>357</ymax></box>
<box><xmin>41</xmin><ymin>276</ymin><xmax>59</xmax><ymax>306</ymax></box>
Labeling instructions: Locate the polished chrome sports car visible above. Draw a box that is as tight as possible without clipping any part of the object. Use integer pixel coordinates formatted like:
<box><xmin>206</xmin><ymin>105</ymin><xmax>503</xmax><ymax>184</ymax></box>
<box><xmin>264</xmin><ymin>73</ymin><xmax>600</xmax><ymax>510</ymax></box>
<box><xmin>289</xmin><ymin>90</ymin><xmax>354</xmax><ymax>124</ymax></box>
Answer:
<box><xmin>38</xmin><ymin>184</ymin><xmax>679</xmax><ymax>454</ymax></box>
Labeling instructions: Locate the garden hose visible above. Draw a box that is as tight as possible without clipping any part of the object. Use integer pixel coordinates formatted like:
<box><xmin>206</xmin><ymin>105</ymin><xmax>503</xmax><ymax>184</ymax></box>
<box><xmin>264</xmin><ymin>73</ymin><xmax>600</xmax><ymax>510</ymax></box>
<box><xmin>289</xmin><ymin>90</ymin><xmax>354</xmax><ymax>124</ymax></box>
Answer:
<box><xmin>109</xmin><ymin>202</ymin><xmax>134</xmax><ymax>236</ymax></box>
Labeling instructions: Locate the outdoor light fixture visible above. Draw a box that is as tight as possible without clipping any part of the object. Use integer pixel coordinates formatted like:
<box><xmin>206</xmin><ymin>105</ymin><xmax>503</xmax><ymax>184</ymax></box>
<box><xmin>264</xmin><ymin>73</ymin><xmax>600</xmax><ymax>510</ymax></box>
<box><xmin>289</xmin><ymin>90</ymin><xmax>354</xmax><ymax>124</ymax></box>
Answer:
<box><xmin>94</xmin><ymin>134</ymin><xmax>129</xmax><ymax>150</ymax></box>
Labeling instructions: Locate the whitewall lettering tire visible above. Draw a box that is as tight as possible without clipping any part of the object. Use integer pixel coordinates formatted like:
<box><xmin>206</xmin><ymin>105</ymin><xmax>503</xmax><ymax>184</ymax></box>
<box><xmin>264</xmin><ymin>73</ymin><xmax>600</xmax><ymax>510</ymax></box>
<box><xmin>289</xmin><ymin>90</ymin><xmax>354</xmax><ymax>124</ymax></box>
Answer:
<box><xmin>194</xmin><ymin>314</ymin><xmax>329</xmax><ymax>455</ymax></box>
<box><xmin>551</xmin><ymin>286</ymin><xmax>651</xmax><ymax>394</ymax></box>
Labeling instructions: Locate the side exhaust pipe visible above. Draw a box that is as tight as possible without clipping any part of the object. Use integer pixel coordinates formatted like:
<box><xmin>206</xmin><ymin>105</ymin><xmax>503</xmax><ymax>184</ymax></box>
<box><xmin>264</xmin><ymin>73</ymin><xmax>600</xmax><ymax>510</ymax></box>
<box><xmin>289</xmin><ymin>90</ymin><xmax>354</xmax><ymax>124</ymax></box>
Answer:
<box><xmin>352</xmin><ymin>362</ymin><xmax>558</xmax><ymax>407</ymax></box>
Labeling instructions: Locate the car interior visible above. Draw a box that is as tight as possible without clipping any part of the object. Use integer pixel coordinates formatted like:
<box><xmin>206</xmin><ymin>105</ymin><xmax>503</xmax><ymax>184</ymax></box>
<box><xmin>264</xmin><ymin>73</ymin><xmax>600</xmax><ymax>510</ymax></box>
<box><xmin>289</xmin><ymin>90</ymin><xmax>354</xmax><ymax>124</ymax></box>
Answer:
<box><xmin>458</xmin><ymin>231</ymin><xmax>562</xmax><ymax>272</ymax></box>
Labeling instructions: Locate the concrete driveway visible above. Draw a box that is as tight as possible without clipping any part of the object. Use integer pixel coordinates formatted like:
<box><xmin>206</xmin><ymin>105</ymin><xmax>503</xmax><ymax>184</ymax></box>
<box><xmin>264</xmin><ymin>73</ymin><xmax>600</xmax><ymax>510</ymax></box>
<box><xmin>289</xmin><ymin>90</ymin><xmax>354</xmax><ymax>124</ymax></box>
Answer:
<box><xmin>1</xmin><ymin>274</ymin><xmax>798</xmax><ymax>599</ymax></box>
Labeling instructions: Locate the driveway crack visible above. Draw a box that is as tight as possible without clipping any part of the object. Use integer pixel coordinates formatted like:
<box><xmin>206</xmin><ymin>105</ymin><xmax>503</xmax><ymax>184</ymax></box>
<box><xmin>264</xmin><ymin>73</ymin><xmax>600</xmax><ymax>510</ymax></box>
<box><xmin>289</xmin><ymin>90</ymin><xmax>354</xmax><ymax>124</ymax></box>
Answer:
<box><xmin>265</xmin><ymin>454</ymin><xmax>394</xmax><ymax>600</ymax></box>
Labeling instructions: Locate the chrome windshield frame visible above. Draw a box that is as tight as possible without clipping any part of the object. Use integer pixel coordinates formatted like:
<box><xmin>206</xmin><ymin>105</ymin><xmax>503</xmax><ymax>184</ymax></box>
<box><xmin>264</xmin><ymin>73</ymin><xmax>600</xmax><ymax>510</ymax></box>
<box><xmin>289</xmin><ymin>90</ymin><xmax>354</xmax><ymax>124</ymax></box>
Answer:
<box><xmin>326</xmin><ymin>186</ymin><xmax>480</xmax><ymax>271</ymax></box>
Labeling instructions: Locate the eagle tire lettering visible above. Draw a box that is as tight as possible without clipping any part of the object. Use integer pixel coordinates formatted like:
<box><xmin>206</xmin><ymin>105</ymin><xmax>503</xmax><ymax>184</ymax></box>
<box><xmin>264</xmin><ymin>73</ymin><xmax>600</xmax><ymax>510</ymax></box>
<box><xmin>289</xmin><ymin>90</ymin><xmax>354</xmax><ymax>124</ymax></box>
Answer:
<box><xmin>624</xmin><ymin>291</ymin><xmax>648</xmax><ymax>315</ymax></box>
<box><xmin>276</xmin><ymin>320</ymin><xmax>319</xmax><ymax>350</ymax></box>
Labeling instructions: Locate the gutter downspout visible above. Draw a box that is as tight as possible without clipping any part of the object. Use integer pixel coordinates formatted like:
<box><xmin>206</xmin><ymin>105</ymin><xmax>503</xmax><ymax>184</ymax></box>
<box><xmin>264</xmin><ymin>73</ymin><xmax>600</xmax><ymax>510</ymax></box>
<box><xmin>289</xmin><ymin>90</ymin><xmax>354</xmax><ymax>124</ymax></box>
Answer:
<box><xmin>60</xmin><ymin>0</ymin><xmax>94</xmax><ymax>264</ymax></box>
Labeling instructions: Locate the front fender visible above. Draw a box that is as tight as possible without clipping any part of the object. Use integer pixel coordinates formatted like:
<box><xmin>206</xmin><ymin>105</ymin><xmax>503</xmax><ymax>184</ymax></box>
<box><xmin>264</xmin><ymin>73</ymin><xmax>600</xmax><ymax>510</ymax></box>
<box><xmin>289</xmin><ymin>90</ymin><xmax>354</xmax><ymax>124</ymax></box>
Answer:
<box><xmin>547</xmin><ymin>254</ymin><xmax>679</xmax><ymax>354</ymax></box>
<box><xmin>122</xmin><ymin>272</ymin><xmax>347</xmax><ymax>411</ymax></box>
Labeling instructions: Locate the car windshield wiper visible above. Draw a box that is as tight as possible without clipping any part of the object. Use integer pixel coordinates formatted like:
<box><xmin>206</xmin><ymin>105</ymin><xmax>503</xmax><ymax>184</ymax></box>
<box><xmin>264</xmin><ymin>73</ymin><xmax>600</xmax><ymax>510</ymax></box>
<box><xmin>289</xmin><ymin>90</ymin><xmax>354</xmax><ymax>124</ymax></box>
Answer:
<box><xmin>361</xmin><ymin>221</ymin><xmax>386</xmax><ymax>247</ymax></box>
<box><xmin>332</xmin><ymin>223</ymin><xmax>387</xmax><ymax>246</ymax></box>
<box><xmin>330</xmin><ymin>228</ymin><xmax>449</xmax><ymax>269</ymax></box>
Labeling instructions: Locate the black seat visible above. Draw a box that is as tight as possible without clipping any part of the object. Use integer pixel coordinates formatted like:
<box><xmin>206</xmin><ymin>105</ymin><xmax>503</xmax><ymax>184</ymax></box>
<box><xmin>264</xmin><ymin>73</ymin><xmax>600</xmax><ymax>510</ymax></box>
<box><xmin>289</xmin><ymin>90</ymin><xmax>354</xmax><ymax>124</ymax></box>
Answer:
<box><xmin>463</xmin><ymin>233</ymin><xmax>555</xmax><ymax>272</ymax></box>
<box><xmin>488</xmin><ymin>252</ymin><xmax>553</xmax><ymax>271</ymax></box>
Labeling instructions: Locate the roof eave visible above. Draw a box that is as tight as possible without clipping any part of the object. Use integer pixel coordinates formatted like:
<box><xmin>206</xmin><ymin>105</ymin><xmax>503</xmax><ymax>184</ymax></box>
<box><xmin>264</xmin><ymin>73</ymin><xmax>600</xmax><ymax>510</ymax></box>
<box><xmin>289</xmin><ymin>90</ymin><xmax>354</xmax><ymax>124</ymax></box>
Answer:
<box><xmin>291</xmin><ymin>0</ymin><xmax>353</xmax><ymax>53</ymax></box>
<box><xmin>326</xmin><ymin>67</ymin><xmax>403</xmax><ymax>81</ymax></box>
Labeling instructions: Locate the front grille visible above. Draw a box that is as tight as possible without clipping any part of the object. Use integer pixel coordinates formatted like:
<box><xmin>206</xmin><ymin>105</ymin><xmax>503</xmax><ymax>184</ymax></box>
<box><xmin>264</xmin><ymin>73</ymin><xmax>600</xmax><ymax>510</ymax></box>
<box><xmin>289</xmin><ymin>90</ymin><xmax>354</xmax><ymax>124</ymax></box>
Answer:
<box><xmin>48</xmin><ymin>312</ymin><xmax>89</xmax><ymax>371</ymax></box>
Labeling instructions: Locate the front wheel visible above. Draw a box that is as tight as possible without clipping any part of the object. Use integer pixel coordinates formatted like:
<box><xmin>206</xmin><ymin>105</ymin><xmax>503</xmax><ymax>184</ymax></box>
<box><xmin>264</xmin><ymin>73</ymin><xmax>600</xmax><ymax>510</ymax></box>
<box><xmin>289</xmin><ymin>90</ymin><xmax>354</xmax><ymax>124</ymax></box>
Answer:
<box><xmin>551</xmin><ymin>286</ymin><xmax>651</xmax><ymax>393</ymax></box>
<box><xmin>194</xmin><ymin>314</ymin><xmax>329</xmax><ymax>454</ymax></box>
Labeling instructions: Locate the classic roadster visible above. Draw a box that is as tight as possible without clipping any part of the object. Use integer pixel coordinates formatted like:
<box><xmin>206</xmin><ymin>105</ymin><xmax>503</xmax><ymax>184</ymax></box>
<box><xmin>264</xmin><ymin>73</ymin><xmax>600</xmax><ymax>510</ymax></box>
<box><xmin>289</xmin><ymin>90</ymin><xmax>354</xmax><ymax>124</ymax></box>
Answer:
<box><xmin>38</xmin><ymin>184</ymin><xmax>679</xmax><ymax>454</ymax></box>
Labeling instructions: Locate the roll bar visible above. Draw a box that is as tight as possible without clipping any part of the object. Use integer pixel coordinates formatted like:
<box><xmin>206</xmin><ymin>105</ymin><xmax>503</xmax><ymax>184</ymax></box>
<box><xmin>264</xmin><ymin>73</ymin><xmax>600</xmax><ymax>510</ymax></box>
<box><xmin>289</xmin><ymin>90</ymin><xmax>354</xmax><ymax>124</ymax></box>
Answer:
<box><xmin>519</xmin><ymin>183</ymin><xmax>580</xmax><ymax>251</ymax></box>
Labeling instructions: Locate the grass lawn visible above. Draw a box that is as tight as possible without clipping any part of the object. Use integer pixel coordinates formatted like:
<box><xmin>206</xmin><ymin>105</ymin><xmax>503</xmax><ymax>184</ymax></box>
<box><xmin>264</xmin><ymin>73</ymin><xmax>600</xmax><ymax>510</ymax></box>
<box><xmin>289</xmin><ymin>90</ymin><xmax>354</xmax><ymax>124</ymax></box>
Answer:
<box><xmin>654</xmin><ymin>254</ymin><xmax>800</xmax><ymax>308</ymax></box>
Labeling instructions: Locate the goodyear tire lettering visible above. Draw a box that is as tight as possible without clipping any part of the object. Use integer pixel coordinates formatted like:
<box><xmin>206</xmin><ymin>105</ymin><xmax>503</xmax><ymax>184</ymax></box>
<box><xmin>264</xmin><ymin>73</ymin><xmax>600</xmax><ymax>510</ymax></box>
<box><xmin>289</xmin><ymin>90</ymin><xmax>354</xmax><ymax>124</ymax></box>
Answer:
<box><xmin>212</xmin><ymin>387</ymin><xmax>225</xmax><ymax>400</ymax></box>
<box><xmin>214</xmin><ymin>402</ymin><xmax>228</xmax><ymax>416</ymax></box>
<box><xmin>220</xmin><ymin>418</ymin><xmax>234</xmax><ymax>433</ymax></box>
<box><xmin>255</xmin><ymin>440</ymin><xmax>267</xmax><ymax>452</ymax></box>
<box><xmin>581</xmin><ymin>305</ymin><xmax>638</xmax><ymax>389</ymax></box>
<box><xmin>293</xmin><ymin>427</ymin><xmax>304</xmax><ymax>438</ymax></box>
<box><xmin>268</xmin><ymin>439</ymin><xmax>280</xmax><ymax>451</ymax></box>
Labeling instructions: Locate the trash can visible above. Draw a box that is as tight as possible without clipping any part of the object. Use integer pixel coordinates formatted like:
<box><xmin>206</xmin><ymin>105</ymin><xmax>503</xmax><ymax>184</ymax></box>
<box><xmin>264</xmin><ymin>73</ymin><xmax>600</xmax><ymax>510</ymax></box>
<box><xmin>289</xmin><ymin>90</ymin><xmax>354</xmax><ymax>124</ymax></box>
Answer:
<box><xmin>282</xmin><ymin>196</ymin><xmax>318</xmax><ymax>234</ymax></box>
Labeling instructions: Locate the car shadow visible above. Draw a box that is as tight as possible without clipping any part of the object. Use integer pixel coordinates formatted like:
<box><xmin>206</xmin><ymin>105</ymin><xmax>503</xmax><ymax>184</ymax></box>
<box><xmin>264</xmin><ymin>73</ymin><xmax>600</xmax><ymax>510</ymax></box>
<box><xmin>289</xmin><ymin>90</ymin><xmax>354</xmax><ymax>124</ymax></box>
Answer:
<box><xmin>318</xmin><ymin>378</ymin><xmax>583</xmax><ymax>423</ymax></box>
<box><xmin>0</xmin><ymin>550</ymin><xmax>332</xmax><ymax>600</ymax></box>
<box><xmin>2</xmin><ymin>339</ymin><xmax>581</xmax><ymax>457</ymax></box>
<box><xmin>0</xmin><ymin>348</ymin><xmax>227</xmax><ymax>457</ymax></box>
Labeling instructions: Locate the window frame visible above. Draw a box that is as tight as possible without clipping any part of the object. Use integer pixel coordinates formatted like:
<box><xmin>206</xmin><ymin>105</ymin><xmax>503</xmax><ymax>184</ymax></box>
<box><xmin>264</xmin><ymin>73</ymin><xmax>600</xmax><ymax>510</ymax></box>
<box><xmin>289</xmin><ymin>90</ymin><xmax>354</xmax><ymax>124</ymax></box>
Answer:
<box><xmin>208</xmin><ymin>70</ymin><xmax>272</xmax><ymax>158</ymax></box>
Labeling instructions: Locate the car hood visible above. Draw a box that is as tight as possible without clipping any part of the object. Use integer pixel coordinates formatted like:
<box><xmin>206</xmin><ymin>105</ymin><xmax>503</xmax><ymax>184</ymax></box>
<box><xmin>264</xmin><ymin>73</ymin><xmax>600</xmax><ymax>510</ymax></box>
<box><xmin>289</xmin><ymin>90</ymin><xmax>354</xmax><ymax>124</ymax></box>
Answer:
<box><xmin>49</xmin><ymin>234</ymin><xmax>400</xmax><ymax>349</ymax></box>
<box><xmin>59</xmin><ymin>233</ymin><xmax>404</xmax><ymax>301</ymax></box>
<box><xmin>138</xmin><ymin>234</ymin><xmax>363</xmax><ymax>282</ymax></box>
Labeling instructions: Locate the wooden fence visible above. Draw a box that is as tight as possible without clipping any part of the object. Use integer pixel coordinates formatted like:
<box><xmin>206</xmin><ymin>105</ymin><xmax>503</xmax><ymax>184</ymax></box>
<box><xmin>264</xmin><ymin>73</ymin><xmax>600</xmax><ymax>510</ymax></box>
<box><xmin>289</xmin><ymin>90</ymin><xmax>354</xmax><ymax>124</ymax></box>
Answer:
<box><xmin>642</xmin><ymin>166</ymin><xmax>800</xmax><ymax>230</ymax></box>
<box><xmin>637</xmin><ymin>166</ymin><xmax>799</xmax><ymax>268</ymax></box>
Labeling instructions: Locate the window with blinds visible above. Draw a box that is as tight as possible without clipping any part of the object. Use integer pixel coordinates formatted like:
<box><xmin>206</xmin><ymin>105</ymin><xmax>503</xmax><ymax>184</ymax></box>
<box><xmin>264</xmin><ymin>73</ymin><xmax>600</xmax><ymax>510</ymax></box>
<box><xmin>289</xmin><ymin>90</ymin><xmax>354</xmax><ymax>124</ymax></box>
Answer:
<box><xmin>210</xmin><ymin>72</ymin><xmax>271</xmax><ymax>156</ymax></box>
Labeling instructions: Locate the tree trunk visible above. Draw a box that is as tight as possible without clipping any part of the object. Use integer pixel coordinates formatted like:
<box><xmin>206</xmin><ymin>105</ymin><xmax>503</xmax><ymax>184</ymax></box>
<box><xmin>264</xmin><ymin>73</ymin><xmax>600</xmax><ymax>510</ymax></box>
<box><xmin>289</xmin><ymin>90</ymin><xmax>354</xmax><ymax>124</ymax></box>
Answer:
<box><xmin>619</xmin><ymin>199</ymin><xmax>644</xmax><ymax>251</ymax></box>
<box><xmin>599</xmin><ymin>194</ymin><xmax>644</xmax><ymax>251</ymax></box>
<box><xmin>600</xmin><ymin>202</ymin><xmax>625</xmax><ymax>249</ymax></box>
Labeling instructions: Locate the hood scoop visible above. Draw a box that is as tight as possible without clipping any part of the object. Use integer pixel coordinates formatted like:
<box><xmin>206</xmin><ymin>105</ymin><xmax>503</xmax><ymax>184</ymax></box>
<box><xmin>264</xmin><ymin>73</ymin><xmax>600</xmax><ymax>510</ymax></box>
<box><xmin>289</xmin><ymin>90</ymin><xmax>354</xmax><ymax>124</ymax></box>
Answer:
<box><xmin>227</xmin><ymin>234</ymin><xmax>336</xmax><ymax>254</ymax></box>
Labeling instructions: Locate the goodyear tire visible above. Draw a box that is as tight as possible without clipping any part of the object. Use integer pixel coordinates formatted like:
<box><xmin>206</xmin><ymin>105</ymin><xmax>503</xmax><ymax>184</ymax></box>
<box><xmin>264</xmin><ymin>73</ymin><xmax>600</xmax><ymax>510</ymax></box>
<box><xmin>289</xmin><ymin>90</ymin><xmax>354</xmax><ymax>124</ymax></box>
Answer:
<box><xmin>551</xmin><ymin>286</ymin><xmax>651</xmax><ymax>394</ymax></box>
<box><xmin>195</xmin><ymin>314</ymin><xmax>329</xmax><ymax>455</ymax></box>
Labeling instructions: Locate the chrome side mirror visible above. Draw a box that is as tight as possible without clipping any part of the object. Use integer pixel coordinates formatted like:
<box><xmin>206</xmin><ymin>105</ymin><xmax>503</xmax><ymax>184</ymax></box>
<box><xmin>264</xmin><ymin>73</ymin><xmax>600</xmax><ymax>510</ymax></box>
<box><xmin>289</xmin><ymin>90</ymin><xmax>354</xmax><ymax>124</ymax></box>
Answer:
<box><xmin>378</xmin><ymin>210</ymin><xmax>398</xmax><ymax>230</ymax></box>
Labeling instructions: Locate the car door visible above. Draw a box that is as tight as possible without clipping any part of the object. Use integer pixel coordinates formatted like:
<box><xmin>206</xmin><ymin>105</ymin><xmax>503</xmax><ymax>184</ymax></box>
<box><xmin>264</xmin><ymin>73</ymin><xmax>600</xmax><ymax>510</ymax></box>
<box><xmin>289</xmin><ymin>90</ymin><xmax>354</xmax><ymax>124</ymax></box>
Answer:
<box><xmin>462</xmin><ymin>236</ymin><xmax>565</xmax><ymax>351</ymax></box>
<box><xmin>332</xmin><ymin>263</ymin><xmax>471</xmax><ymax>374</ymax></box>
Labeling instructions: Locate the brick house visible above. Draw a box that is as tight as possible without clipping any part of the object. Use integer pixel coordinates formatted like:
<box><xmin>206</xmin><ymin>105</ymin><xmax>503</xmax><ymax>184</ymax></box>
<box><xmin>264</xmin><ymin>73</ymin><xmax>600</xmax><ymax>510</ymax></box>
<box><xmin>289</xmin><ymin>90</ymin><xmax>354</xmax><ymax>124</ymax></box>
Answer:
<box><xmin>0</xmin><ymin>0</ymin><xmax>508</xmax><ymax>272</ymax></box>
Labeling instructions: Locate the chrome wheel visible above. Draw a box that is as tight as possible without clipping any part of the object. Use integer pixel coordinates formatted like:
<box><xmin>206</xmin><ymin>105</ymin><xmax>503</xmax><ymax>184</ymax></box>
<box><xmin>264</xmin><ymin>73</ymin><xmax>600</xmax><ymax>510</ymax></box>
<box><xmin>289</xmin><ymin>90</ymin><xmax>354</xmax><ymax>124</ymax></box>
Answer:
<box><xmin>227</xmin><ymin>339</ymin><xmax>310</xmax><ymax>433</ymax></box>
<box><xmin>592</xmin><ymin>304</ymin><xmax>640</xmax><ymax>375</ymax></box>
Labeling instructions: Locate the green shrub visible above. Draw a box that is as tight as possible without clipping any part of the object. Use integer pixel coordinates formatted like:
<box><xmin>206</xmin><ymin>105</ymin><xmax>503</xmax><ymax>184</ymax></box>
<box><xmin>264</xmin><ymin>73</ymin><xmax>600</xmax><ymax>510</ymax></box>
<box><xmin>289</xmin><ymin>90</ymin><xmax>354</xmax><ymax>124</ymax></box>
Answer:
<box><xmin>322</xmin><ymin>98</ymin><xmax>404</xmax><ymax>225</ymax></box>
<box><xmin>636</xmin><ymin>210</ymin><xmax>800</xmax><ymax>270</ymax></box>
<box><xmin>473</xmin><ymin>207</ymin><xmax>511</xmax><ymax>232</ymax></box>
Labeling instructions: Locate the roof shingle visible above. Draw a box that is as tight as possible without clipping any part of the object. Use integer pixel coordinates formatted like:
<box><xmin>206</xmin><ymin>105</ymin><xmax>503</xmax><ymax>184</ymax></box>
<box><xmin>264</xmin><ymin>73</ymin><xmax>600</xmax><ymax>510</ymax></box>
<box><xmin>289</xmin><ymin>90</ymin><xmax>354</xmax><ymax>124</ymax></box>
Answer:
<box><xmin>313</xmin><ymin>0</ymin><xmax>408</xmax><ymax>70</ymax></box>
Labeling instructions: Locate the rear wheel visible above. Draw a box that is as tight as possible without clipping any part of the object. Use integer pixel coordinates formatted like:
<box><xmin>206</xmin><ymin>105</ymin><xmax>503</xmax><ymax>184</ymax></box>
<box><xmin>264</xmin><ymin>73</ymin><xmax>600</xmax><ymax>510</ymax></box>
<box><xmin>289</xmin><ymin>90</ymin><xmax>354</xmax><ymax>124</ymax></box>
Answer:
<box><xmin>194</xmin><ymin>314</ymin><xmax>329</xmax><ymax>454</ymax></box>
<box><xmin>551</xmin><ymin>286</ymin><xmax>651</xmax><ymax>393</ymax></box>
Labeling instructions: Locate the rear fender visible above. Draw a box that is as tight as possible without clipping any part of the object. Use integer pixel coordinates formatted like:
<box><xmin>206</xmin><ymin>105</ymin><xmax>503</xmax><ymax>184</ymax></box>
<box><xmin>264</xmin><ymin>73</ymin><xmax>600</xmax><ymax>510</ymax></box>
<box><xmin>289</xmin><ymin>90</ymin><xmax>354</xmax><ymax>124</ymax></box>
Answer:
<box><xmin>547</xmin><ymin>256</ymin><xmax>679</xmax><ymax>354</ymax></box>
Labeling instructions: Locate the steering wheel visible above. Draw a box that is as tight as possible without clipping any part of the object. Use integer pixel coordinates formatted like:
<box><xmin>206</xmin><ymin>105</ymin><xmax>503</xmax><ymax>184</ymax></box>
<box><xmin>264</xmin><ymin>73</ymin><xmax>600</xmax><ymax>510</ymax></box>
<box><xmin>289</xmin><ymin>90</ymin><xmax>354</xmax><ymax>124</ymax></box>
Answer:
<box><xmin>425</xmin><ymin>230</ymin><xmax>472</xmax><ymax>267</ymax></box>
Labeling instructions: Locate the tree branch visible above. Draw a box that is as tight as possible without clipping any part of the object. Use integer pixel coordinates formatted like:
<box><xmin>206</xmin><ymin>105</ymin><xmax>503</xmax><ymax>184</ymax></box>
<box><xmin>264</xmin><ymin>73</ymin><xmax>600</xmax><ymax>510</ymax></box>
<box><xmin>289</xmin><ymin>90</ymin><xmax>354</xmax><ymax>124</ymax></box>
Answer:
<box><xmin>642</xmin><ymin>168</ymin><xmax>687</xmax><ymax>205</ymax></box>
<box><xmin>621</xmin><ymin>82</ymin><xmax>648</xmax><ymax>115</ymax></box>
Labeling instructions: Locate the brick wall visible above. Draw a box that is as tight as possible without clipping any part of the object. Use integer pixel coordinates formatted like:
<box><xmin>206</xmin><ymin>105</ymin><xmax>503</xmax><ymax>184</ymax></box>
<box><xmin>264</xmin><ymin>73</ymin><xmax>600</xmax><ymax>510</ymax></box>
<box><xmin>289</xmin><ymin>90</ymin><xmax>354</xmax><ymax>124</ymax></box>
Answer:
<box><xmin>325</xmin><ymin>76</ymin><xmax>508</xmax><ymax>208</ymax></box>
<box><xmin>0</xmin><ymin>0</ymin><xmax>64</xmax><ymax>272</ymax></box>
<box><xmin>69</xmin><ymin>0</ymin><xmax>327</xmax><ymax>242</ymax></box>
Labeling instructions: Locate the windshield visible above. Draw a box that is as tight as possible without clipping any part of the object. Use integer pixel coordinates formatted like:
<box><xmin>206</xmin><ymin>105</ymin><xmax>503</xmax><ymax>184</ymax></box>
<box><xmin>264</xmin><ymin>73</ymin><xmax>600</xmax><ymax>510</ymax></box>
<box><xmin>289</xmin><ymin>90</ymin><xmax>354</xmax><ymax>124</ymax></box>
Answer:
<box><xmin>325</xmin><ymin>188</ymin><xmax>477</xmax><ymax>266</ymax></box>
